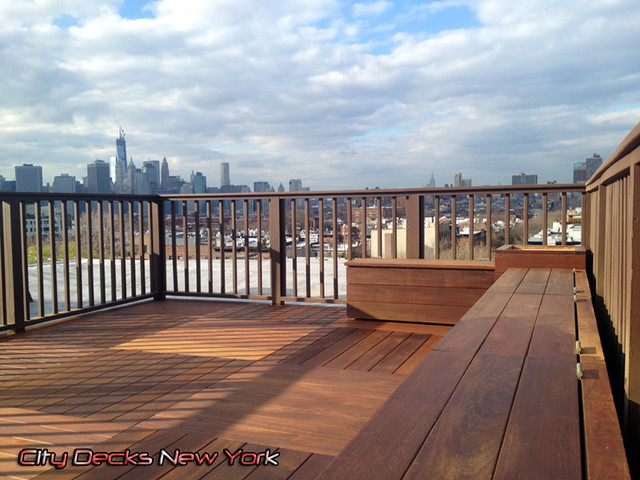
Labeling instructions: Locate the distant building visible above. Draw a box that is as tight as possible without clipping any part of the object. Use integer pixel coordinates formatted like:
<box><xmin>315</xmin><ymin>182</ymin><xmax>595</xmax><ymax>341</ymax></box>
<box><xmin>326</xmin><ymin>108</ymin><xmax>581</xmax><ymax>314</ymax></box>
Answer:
<box><xmin>254</xmin><ymin>181</ymin><xmax>272</xmax><ymax>193</ymax></box>
<box><xmin>289</xmin><ymin>179</ymin><xmax>302</xmax><ymax>191</ymax></box>
<box><xmin>135</xmin><ymin>169</ymin><xmax>151</xmax><ymax>194</ymax></box>
<box><xmin>15</xmin><ymin>164</ymin><xmax>43</xmax><ymax>192</ymax></box>
<box><xmin>0</xmin><ymin>175</ymin><xmax>16</xmax><ymax>191</ymax></box>
<box><xmin>191</xmin><ymin>171</ymin><xmax>207</xmax><ymax>213</ymax></box>
<box><xmin>252</xmin><ymin>182</ymin><xmax>272</xmax><ymax>214</ymax></box>
<box><xmin>114</xmin><ymin>128</ymin><xmax>128</xmax><ymax>193</ymax></box>
<box><xmin>512</xmin><ymin>172</ymin><xmax>538</xmax><ymax>185</ymax></box>
<box><xmin>116</xmin><ymin>128</ymin><xmax>127</xmax><ymax>164</ymax></box>
<box><xmin>428</xmin><ymin>173</ymin><xmax>436</xmax><ymax>188</ymax></box>
<box><xmin>161</xmin><ymin>157</ymin><xmax>170</xmax><ymax>192</ymax></box>
<box><xmin>52</xmin><ymin>174</ymin><xmax>76</xmax><ymax>193</ymax></box>
<box><xmin>109</xmin><ymin>157</ymin><xmax>118</xmax><ymax>188</ymax></box>
<box><xmin>124</xmin><ymin>158</ymin><xmax>135</xmax><ymax>193</ymax></box>
<box><xmin>220</xmin><ymin>162</ymin><xmax>230</xmax><ymax>187</ymax></box>
<box><xmin>573</xmin><ymin>154</ymin><xmax>602</xmax><ymax>183</ymax></box>
<box><xmin>87</xmin><ymin>159</ymin><xmax>111</xmax><ymax>194</ymax></box>
<box><xmin>24</xmin><ymin>209</ymin><xmax>63</xmax><ymax>237</ymax></box>
<box><xmin>191</xmin><ymin>171</ymin><xmax>207</xmax><ymax>194</ymax></box>
<box><xmin>168</xmin><ymin>175</ymin><xmax>185</xmax><ymax>193</ymax></box>
<box><xmin>53</xmin><ymin>174</ymin><xmax>77</xmax><ymax>211</ymax></box>
<box><xmin>454</xmin><ymin>173</ymin><xmax>471</xmax><ymax>187</ymax></box>
<box><xmin>277</xmin><ymin>183</ymin><xmax>285</xmax><ymax>193</ymax></box>
<box><xmin>143</xmin><ymin>160</ymin><xmax>160</xmax><ymax>193</ymax></box>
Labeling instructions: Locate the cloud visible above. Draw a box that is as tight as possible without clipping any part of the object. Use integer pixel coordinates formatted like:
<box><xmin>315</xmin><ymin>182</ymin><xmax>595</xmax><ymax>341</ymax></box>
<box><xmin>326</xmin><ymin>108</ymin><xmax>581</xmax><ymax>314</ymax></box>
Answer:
<box><xmin>0</xmin><ymin>0</ymin><xmax>638</xmax><ymax>191</ymax></box>
<box><xmin>352</xmin><ymin>1</ymin><xmax>393</xmax><ymax>17</ymax></box>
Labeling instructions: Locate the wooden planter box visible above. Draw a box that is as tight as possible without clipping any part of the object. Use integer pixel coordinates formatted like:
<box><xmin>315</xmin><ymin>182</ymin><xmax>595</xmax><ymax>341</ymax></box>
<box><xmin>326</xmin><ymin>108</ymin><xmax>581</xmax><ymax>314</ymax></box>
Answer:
<box><xmin>494</xmin><ymin>245</ymin><xmax>586</xmax><ymax>279</ymax></box>
<box><xmin>346</xmin><ymin>258</ymin><xmax>495</xmax><ymax>325</ymax></box>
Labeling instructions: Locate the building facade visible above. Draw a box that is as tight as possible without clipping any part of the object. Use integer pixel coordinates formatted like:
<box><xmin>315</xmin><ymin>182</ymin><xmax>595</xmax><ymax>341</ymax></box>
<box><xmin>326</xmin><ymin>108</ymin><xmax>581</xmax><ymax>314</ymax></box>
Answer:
<box><xmin>512</xmin><ymin>172</ymin><xmax>538</xmax><ymax>185</ymax></box>
<box><xmin>220</xmin><ymin>162</ymin><xmax>230</xmax><ymax>187</ymax></box>
<box><xmin>52</xmin><ymin>174</ymin><xmax>76</xmax><ymax>193</ymax></box>
<box><xmin>15</xmin><ymin>164</ymin><xmax>43</xmax><ymax>192</ymax></box>
<box><xmin>114</xmin><ymin>128</ymin><xmax>128</xmax><ymax>193</ymax></box>
<box><xmin>573</xmin><ymin>154</ymin><xmax>602</xmax><ymax>183</ymax></box>
<box><xmin>87</xmin><ymin>160</ymin><xmax>111</xmax><ymax>194</ymax></box>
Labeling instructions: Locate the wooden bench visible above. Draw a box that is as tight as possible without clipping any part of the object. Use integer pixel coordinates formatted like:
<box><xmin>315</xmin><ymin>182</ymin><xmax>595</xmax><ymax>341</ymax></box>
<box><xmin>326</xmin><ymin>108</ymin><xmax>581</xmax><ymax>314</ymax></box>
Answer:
<box><xmin>346</xmin><ymin>259</ymin><xmax>495</xmax><ymax>325</ymax></box>
<box><xmin>318</xmin><ymin>267</ymin><xmax>630</xmax><ymax>479</ymax></box>
<box><xmin>575</xmin><ymin>270</ymin><xmax>630</xmax><ymax>479</ymax></box>
<box><xmin>494</xmin><ymin>245</ymin><xmax>586</xmax><ymax>279</ymax></box>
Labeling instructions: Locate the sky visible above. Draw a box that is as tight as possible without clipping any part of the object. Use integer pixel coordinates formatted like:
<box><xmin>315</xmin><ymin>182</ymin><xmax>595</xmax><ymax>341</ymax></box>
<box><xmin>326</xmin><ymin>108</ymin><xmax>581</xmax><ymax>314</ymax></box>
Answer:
<box><xmin>1</xmin><ymin>0</ymin><xmax>639</xmax><ymax>190</ymax></box>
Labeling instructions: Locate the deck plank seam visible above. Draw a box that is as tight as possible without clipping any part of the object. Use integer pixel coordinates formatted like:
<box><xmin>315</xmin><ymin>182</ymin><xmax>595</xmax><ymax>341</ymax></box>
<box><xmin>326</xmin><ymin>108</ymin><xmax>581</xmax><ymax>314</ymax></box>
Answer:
<box><xmin>488</xmin><ymin>289</ymin><xmax>547</xmax><ymax>479</ymax></box>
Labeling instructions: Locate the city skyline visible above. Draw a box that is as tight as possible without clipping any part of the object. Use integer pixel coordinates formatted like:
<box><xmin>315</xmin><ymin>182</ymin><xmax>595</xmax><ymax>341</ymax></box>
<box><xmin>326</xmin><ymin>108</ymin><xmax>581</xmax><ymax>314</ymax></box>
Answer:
<box><xmin>1</xmin><ymin>1</ymin><xmax>638</xmax><ymax>189</ymax></box>
<box><xmin>0</xmin><ymin>124</ymin><xmax>606</xmax><ymax>192</ymax></box>
<box><xmin>0</xmin><ymin>147</ymin><xmax>604</xmax><ymax>194</ymax></box>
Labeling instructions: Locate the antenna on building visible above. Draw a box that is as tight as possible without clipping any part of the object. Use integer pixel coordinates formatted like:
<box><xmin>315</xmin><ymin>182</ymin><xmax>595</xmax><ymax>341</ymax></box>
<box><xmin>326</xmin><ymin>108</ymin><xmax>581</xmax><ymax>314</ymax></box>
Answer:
<box><xmin>116</xmin><ymin>121</ymin><xmax>125</xmax><ymax>138</ymax></box>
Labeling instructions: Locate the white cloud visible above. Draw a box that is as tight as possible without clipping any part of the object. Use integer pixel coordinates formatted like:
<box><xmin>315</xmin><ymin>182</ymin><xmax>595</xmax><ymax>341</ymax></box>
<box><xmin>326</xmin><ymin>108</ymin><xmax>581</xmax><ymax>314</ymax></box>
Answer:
<box><xmin>0</xmin><ymin>0</ymin><xmax>638</xmax><ymax>190</ymax></box>
<box><xmin>352</xmin><ymin>1</ymin><xmax>393</xmax><ymax>17</ymax></box>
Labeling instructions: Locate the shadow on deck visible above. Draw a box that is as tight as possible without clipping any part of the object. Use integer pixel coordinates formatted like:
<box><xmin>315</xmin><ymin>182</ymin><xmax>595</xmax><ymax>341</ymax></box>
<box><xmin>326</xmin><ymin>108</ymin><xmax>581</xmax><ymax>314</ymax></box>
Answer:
<box><xmin>0</xmin><ymin>300</ymin><xmax>449</xmax><ymax>479</ymax></box>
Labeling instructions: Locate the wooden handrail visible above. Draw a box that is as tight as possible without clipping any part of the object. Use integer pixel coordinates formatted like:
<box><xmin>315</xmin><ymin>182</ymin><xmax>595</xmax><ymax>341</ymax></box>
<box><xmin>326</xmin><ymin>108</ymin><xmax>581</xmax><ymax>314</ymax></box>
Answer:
<box><xmin>586</xmin><ymin>121</ymin><xmax>640</xmax><ymax>189</ymax></box>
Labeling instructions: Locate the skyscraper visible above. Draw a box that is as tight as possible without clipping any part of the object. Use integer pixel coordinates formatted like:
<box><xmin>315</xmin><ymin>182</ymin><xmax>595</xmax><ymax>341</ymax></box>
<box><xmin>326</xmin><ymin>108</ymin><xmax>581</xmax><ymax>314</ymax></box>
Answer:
<box><xmin>220</xmin><ymin>162</ymin><xmax>230</xmax><ymax>187</ymax></box>
<box><xmin>161</xmin><ymin>157</ymin><xmax>170</xmax><ymax>192</ymax></box>
<box><xmin>109</xmin><ymin>156</ymin><xmax>118</xmax><ymax>185</ymax></box>
<box><xmin>114</xmin><ymin>127</ymin><xmax>127</xmax><ymax>193</ymax></box>
<box><xmin>191</xmin><ymin>171</ymin><xmax>207</xmax><ymax>194</ymax></box>
<box><xmin>573</xmin><ymin>154</ymin><xmax>602</xmax><ymax>183</ymax></box>
<box><xmin>15</xmin><ymin>164</ymin><xmax>43</xmax><ymax>192</ymax></box>
<box><xmin>87</xmin><ymin>159</ymin><xmax>111</xmax><ymax>194</ymax></box>
<box><xmin>454</xmin><ymin>173</ymin><xmax>462</xmax><ymax>187</ymax></box>
<box><xmin>289</xmin><ymin>179</ymin><xmax>302</xmax><ymax>191</ymax></box>
<box><xmin>127</xmin><ymin>158</ymin><xmax>136</xmax><ymax>194</ymax></box>
<box><xmin>428</xmin><ymin>173</ymin><xmax>436</xmax><ymax>188</ymax></box>
<box><xmin>191</xmin><ymin>171</ymin><xmax>207</xmax><ymax>214</ymax></box>
<box><xmin>135</xmin><ymin>169</ymin><xmax>151</xmax><ymax>194</ymax></box>
<box><xmin>143</xmin><ymin>160</ymin><xmax>160</xmax><ymax>193</ymax></box>
<box><xmin>454</xmin><ymin>173</ymin><xmax>471</xmax><ymax>187</ymax></box>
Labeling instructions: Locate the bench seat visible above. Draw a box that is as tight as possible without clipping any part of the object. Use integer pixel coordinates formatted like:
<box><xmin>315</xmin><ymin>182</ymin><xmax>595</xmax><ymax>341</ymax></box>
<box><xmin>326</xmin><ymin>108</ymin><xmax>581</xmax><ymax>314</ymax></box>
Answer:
<box><xmin>318</xmin><ymin>267</ymin><xmax>630</xmax><ymax>479</ymax></box>
<box><xmin>346</xmin><ymin>259</ymin><xmax>495</xmax><ymax>324</ymax></box>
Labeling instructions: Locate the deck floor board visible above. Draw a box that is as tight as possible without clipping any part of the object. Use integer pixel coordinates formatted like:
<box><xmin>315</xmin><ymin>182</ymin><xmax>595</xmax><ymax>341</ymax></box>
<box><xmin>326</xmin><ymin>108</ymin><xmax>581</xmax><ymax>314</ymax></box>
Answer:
<box><xmin>0</xmin><ymin>300</ymin><xmax>447</xmax><ymax>479</ymax></box>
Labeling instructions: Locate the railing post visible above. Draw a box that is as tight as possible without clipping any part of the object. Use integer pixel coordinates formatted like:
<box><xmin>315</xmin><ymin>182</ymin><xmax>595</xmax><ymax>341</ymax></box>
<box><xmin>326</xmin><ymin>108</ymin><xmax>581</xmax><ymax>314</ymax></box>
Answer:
<box><xmin>523</xmin><ymin>193</ymin><xmax>529</xmax><ymax>245</ymax></box>
<box><xmin>434</xmin><ymin>195</ymin><xmax>440</xmax><ymax>259</ymax></box>
<box><xmin>269</xmin><ymin>196</ymin><xmax>286</xmax><ymax>305</ymax></box>
<box><xmin>542</xmin><ymin>192</ymin><xmax>548</xmax><ymax>246</ymax></box>
<box><xmin>595</xmin><ymin>184</ymin><xmax>607</xmax><ymax>300</ymax></box>
<box><xmin>2</xmin><ymin>198</ymin><xmax>26</xmax><ymax>332</ymax></box>
<box><xmin>406</xmin><ymin>194</ymin><xmax>424</xmax><ymax>259</ymax></box>
<box><xmin>562</xmin><ymin>192</ymin><xmax>568</xmax><ymax>246</ymax></box>
<box><xmin>451</xmin><ymin>195</ymin><xmax>457</xmax><ymax>260</ymax></box>
<box><xmin>150</xmin><ymin>197</ymin><xmax>166</xmax><ymax>300</ymax></box>
<box><xmin>468</xmin><ymin>194</ymin><xmax>474</xmax><ymax>260</ymax></box>
<box><xmin>581</xmin><ymin>191</ymin><xmax>588</xmax><ymax>249</ymax></box>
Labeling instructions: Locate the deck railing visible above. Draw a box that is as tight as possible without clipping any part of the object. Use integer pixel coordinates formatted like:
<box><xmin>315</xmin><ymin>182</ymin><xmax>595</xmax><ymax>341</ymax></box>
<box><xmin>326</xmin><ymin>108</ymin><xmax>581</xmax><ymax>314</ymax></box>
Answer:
<box><xmin>1</xmin><ymin>183</ymin><xmax>583</xmax><ymax>331</ymax></box>
<box><xmin>0</xmin><ymin>193</ymin><xmax>163</xmax><ymax>332</ymax></box>
<box><xmin>584</xmin><ymin>121</ymin><xmax>640</xmax><ymax>468</ymax></box>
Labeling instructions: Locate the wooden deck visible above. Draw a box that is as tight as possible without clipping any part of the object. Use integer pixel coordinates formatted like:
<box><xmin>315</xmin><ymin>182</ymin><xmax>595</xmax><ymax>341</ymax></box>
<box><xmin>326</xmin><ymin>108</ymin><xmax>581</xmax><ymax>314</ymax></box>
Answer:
<box><xmin>319</xmin><ymin>268</ymin><xmax>630</xmax><ymax>480</ymax></box>
<box><xmin>0</xmin><ymin>300</ymin><xmax>450</xmax><ymax>479</ymax></box>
